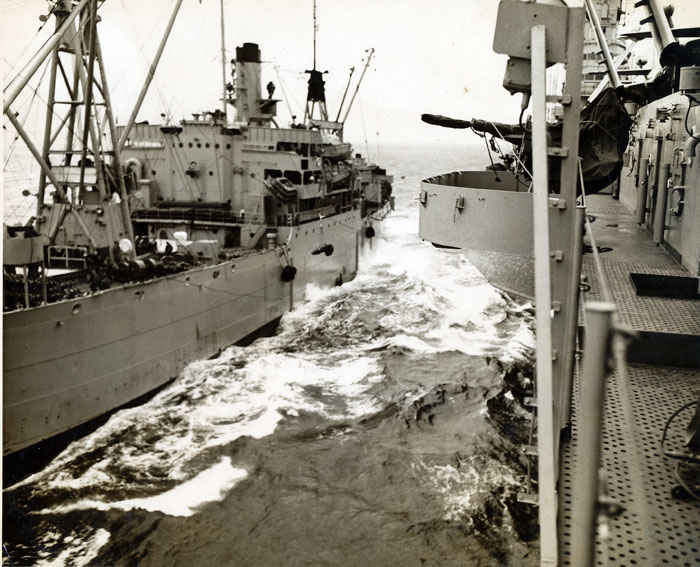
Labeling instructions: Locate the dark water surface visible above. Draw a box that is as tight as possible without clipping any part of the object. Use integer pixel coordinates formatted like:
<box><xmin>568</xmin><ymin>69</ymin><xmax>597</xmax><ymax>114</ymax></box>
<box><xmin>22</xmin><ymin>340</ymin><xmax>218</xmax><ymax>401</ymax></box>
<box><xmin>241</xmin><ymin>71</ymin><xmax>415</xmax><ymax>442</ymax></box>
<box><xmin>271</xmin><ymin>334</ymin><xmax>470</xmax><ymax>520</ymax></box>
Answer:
<box><xmin>3</xmin><ymin>145</ymin><xmax>539</xmax><ymax>566</ymax></box>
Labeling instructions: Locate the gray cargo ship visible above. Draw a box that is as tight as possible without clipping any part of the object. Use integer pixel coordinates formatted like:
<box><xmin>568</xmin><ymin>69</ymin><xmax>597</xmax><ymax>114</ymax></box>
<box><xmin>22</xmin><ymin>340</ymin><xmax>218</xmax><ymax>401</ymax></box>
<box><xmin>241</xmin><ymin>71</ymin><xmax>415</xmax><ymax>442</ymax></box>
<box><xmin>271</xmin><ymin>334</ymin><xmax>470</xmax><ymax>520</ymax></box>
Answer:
<box><xmin>3</xmin><ymin>0</ymin><xmax>392</xmax><ymax>456</ymax></box>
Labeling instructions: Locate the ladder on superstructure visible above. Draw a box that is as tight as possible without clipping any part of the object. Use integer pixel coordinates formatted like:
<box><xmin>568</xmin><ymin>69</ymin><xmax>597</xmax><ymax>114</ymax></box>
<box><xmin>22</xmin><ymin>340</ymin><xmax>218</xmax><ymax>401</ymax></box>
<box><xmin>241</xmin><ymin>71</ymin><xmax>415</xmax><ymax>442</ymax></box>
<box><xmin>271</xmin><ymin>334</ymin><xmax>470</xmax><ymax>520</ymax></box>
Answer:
<box><xmin>493</xmin><ymin>2</ymin><xmax>586</xmax><ymax>564</ymax></box>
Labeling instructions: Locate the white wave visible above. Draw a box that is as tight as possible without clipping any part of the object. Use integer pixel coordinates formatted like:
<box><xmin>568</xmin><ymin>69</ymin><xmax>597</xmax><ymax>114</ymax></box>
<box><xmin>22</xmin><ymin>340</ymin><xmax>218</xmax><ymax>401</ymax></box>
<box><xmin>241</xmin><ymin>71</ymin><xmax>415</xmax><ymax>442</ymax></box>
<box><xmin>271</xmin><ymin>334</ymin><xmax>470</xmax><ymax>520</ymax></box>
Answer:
<box><xmin>414</xmin><ymin>456</ymin><xmax>519</xmax><ymax>524</ymax></box>
<box><xmin>16</xmin><ymin>348</ymin><xmax>384</xmax><ymax>494</ymax></box>
<box><xmin>35</xmin><ymin>528</ymin><xmax>110</xmax><ymax>567</ymax></box>
<box><xmin>39</xmin><ymin>457</ymin><xmax>247</xmax><ymax>518</ymax></box>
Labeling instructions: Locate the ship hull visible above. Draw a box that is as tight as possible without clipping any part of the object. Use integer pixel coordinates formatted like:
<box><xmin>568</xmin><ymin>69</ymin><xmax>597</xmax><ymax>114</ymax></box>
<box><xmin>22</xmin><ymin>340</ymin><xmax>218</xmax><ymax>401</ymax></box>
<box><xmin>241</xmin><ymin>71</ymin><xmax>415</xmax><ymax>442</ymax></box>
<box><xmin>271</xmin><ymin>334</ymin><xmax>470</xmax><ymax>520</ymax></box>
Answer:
<box><xmin>3</xmin><ymin>211</ymin><xmax>364</xmax><ymax>455</ymax></box>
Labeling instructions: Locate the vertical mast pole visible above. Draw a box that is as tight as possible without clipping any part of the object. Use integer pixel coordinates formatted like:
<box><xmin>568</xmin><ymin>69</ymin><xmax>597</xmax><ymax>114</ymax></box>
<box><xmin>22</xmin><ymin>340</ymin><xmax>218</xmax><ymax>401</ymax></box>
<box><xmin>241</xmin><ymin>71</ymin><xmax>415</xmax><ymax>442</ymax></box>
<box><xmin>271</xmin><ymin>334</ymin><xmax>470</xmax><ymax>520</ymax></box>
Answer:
<box><xmin>95</xmin><ymin>36</ymin><xmax>136</xmax><ymax>252</ymax></box>
<box><xmin>37</xmin><ymin>45</ymin><xmax>60</xmax><ymax>215</ymax></box>
<box><xmin>220</xmin><ymin>0</ymin><xmax>228</xmax><ymax>121</ymax></box>
<box><xmin>530</xmin><ymin>23</ymin><xmax>558</xmax><ymax>565</ymax></box>
<box><xmin>64</xmin><ymin>45</ymin><xmax>81</xmax><ymax>166</ymax></box>
<box><xmin>78</xmin><ymin>0</ymin><xmax>98</xmax><ymax>193</ymax></box>
<box><xmin>313</xmin><ymin>0</ymin><xmax>317</xmax><ymax>69</ymax></box>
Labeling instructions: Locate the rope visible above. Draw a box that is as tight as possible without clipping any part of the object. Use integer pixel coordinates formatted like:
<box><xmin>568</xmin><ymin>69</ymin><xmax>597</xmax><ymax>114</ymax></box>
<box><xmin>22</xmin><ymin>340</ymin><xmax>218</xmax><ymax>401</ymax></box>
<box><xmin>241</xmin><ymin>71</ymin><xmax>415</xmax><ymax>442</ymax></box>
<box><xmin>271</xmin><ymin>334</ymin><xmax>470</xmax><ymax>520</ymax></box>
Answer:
<box><xmin>3</xmin><ymin>4</ymin><xmax>57</xmax><ymax>91</ymax></box>
<box><xmin>274</xmin><ymin>64</ymin><xmax>295</xmax><ymax>120</ymax></box>
<box><xmin>487</xmin><ymin>120</ymin><xmax>533</xmax><ymax>180</ymax></box>
<box><xmin>116</xmin><ymin>0</ymin><xmax>174</xmax><ymax>119</ymax></box>
<box><xmin>3</xmin><ymin>58</ymin><xmax>50</xmax><ymax>169</ymax></box>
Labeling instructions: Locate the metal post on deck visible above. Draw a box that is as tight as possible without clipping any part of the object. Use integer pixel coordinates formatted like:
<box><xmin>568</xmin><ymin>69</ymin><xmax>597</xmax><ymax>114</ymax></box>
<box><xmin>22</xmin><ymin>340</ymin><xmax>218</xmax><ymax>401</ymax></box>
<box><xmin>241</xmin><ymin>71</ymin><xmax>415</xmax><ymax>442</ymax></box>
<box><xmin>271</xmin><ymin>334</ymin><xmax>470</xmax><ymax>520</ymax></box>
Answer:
<box><xmin>637</xmin><ymin>157</ymin><xmax>650</xmax><ymax>224</ymax></box>
<box><xmin>41</xmin><ymin>262</ymin><xmax>48</xmax><ymax>305</ymax></box>
<box><xmin>531</xmin><ymin>23</ymin><xmax>558</xmax><ymax>566</ymax></box>
<box><xmin>22</xmin><ymin>266</ymin><xmax>30</xmax><ymax>308</ymax></box>
<box><xmin>571</xmin><ymin>301</ymin><xmax>616</xmax><ymax>567</ymax></box>
<box><xmin>653</xmin><ymin>163</ymin><xmax>671</xmax><ymax>243</ymax></box>
<box><xmin>560</xmin><ymin>206</ymin><xmax>586</xmax><ymax>426</ymax></box>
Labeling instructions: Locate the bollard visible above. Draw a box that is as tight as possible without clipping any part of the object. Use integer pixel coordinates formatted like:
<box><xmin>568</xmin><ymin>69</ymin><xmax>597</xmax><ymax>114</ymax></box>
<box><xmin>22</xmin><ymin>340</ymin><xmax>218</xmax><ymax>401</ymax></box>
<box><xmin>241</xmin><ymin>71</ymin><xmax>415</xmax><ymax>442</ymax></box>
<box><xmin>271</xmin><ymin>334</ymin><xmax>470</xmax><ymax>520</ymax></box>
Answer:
<box><xmin>571</xmin><ymin>301</ymin><xmax>616</xmax><ymax>567</ymax></box>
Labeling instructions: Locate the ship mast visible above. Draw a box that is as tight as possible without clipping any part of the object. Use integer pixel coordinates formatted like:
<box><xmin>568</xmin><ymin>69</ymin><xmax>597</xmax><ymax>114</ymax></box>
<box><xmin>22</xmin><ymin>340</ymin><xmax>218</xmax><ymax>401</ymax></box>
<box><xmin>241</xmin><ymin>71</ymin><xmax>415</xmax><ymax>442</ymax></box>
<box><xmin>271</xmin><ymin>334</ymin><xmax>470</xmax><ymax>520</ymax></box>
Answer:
<box><xmin>3</xmin><ymin>0</ymin><xmax>134</xmax><ymax>252</ymax></box>
<box><xmin>304</xmin><ymin>0</ymin><xmax>328</xmax><ymax>123</ymax></box>
<box><xmin>3</xmin><ymin>0</ymin><xmax>183</xmax><ymax>260</ymax></box>
<box><xmin>313</xmin><ymin>0</ymin><xmax>317</xmax><ymax>70</ymax></box>
<box><xmin>220</xmin><ymin>0</ymin><xmax>228</xmax><ymax>121</ymax></box>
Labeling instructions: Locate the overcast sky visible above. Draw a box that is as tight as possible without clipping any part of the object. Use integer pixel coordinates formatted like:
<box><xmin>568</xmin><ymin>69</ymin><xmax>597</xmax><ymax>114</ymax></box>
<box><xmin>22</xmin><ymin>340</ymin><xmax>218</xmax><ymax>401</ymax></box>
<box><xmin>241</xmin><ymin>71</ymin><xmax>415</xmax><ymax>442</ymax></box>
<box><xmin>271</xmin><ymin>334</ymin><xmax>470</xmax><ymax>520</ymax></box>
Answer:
<box><xmin>2</xmin><ymin>0</ymin><xmax>700</xmax><ymax>149</ymax></box>
<box><xmin>1</xmin><ymin>0</ymin><xmax>531</xmax><ymax>148</ymax></box>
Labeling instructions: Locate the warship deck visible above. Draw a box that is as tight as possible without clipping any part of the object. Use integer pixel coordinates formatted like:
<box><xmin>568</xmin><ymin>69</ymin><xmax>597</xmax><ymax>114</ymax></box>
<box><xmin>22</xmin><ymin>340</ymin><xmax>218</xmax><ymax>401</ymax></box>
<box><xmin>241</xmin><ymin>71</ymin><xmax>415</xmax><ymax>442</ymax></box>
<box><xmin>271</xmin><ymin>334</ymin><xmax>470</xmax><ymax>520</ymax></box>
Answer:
<box><xmin>558</xmin><ymin>193</ymin><xmax>700</xmax><ymax>565</ymax></box>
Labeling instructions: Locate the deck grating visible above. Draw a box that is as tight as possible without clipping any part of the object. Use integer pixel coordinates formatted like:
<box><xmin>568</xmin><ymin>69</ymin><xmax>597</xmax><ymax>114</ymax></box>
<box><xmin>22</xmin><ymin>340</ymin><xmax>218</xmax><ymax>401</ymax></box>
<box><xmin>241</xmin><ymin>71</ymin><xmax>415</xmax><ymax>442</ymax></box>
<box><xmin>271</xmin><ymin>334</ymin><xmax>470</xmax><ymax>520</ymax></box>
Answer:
<box><xmin>582</xmin><ymin>257</ymin><xmax>700</xmax><ymax>336</ymax></box>
<box><xmin>560</xmin><ymin>364</ymin><xmax>700</xmax><ymax>566</ymax></box>
<box><xmin>560</xmin><ymin>194</ymin><xmax>700</xmax><ymax>565</ymax></box>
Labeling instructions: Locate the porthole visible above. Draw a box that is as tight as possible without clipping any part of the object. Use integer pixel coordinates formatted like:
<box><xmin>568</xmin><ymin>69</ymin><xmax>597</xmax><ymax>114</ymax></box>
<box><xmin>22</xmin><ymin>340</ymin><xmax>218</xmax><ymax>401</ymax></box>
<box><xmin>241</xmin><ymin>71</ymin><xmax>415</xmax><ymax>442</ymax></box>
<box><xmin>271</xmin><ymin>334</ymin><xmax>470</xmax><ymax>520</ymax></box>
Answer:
<box><xmin>179</xmin><ymin>142</ymin><xmax>184</xmax><ymax>148</ymax></box>
<box><xmin>226</xmin><ymin>143</ymin><xmax>231</xmax><ymax>149</ymax></box>
<box><xmin>188</xmin><ymin>142</ymin><xmax>193</xmax><ymax>148</ymax></box>
<box><xmin>72</xmin><ymin>304</ymin><xmax>81</xmax><ymax>315</ymax></box>
<box><xmin>213</xmin><ymin>270</ymin><xmax>220</xmax><ymax>279</ymax></box>
<box><xmin>209</xmin><ymin>171</ymin><xmax>214</xmax><ymax>176</ymax></box>
<box><xmin>231</xmin><ymin>264</ymin><xmax>236</xmax><ymax>271</ymax></box>
<box><xmin>197</xmin><ymin>143</ymin><xmax>201</xmax><ymax>148</ymax></box>
<box><xmin>215</xmin><ymin>143</ymin><xmax>220</xmax><ymax>149</ymax></box>
<box><xmin>205</xmin><ymin>143</ymin><xmax>210</xmax><ymax>148</ymax></box>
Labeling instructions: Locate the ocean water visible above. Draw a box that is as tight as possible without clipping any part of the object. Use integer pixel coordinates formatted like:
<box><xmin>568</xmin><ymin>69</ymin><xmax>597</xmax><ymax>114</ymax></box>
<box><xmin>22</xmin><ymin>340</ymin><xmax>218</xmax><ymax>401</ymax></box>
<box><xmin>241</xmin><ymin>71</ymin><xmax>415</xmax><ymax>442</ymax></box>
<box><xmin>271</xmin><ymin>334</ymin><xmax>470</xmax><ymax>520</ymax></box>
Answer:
<box><xmin>3</xmin><ymin>144</ymin><xmax>539</xmax><ymax>566</ymax></box>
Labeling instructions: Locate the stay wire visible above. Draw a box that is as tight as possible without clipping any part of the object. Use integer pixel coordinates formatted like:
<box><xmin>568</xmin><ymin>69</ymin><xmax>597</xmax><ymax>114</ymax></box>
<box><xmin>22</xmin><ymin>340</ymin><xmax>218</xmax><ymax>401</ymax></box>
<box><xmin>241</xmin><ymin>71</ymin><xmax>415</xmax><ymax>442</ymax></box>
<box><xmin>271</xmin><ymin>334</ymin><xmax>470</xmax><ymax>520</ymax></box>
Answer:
<box><xmin>5</xmin><ymin>14</ymin><xmax>101</xmax><ymax>172</ymax></box>
<box><xmin>487</xmin><ymin>119</ymin><xmax>533</xmax><ymax>180</ymax></box>
<box><xmin>3</xmin><ymin>3</ymin><xmax>56</xmax><ymax>90</ymax></box>
<box><xmin>3</xmin><ymin>59</ymin><xmax>50</xmax><ymax>169</ymax></box>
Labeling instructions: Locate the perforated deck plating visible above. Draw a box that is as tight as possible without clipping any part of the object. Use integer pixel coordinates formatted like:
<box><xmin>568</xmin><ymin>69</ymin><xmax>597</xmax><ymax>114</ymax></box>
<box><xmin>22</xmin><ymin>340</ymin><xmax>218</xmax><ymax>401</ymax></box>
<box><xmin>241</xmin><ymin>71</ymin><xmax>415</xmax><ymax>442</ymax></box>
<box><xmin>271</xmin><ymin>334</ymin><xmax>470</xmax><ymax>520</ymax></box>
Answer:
<box><xmin>560</xmin><ymin>364</ymin><xmax>700</xmax><ymax>565</ymax></box>
<box><xmin>582</xmin><ymin>257</ymin><xmax>700</xmax><ymax>335</ymax></box>
<box><xmin>560</xmin><ymin>195</ymin><xmax>700</xmax><ymax>565</ymax></box>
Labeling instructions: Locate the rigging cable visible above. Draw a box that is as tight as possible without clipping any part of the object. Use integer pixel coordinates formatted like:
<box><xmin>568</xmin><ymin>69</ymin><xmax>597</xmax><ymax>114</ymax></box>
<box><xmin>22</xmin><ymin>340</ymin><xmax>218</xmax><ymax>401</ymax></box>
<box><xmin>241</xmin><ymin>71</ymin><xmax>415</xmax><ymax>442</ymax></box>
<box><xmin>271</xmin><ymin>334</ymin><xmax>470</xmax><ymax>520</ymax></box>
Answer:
<box><xmin>3</xmin><ymin>59</ymin><xmax>50</xmax><ymax>169</ymax></box>
<box><xmin>3</xmin><ymin>2</ymin><xmax>57</xmax><ymax>91</ymax></box>
<box><xmin>273</xmin><ymin>64</ymin><xmax>295</xmax><ymax>121</ymax></box>
<box><xmin>116</xmin><ymin>0</ymin><xmax>175</xmax><ymax>120</ymax></box>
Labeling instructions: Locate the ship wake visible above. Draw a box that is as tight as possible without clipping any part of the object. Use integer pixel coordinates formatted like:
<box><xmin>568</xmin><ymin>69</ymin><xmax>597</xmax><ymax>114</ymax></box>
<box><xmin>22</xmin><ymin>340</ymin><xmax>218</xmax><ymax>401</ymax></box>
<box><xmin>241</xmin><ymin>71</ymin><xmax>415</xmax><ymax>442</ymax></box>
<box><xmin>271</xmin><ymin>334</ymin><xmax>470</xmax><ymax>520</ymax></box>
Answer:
<box><xmin>3</xmin><ymin>171</ymin><xmax>540</xmax><ymax>566</ymax></box>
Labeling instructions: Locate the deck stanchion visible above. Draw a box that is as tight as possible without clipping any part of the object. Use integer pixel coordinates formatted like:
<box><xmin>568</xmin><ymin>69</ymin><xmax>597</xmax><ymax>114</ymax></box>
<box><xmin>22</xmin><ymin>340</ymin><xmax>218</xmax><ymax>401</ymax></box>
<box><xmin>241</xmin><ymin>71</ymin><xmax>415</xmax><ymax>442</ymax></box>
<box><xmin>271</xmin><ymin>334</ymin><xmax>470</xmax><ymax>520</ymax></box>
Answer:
<box><xmin>560</xmin><ymin>206</ymin><xmax>586</xmax><ymax>426</ymax></box>
<box><xmin>571</xmin><ymin>301</ymin><xmax>616</xmax><ymax>567</ymax></box>
<box><xmin>41</xmin><ymin>262</ymin><xmax>48</xmax><ymax>305</ymax></box>
<box><xmin>23</xmin><ymin>267</ymin><xmax>30</xmax><ymax>308</ymax></box>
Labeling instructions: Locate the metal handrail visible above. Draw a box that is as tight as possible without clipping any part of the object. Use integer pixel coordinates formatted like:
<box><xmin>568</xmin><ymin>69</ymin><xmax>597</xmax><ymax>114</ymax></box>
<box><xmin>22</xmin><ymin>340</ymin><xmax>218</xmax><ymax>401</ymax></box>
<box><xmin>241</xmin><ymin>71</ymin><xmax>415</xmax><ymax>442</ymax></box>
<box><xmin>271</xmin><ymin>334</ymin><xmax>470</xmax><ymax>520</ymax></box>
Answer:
<box><xmin>572</xmin><ymin>159</ymin><xmax>642</xmax><ymax>567</ymax></box>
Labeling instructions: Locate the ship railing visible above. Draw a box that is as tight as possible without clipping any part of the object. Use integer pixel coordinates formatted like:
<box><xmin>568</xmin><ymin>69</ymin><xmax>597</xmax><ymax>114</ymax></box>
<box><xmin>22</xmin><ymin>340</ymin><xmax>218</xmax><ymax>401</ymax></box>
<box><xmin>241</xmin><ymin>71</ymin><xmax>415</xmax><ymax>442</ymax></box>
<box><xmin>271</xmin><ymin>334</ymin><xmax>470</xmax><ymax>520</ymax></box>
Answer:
<box><xmin>47</xmin><ymin>245</ymin><xmax>88</xmax><ymax>270</ymax></box>
<box><xmin>131</xmin><ymin>207</ymin><xmax>262</xmax><ymax>226</ymax></box>
<box><xmin>278</xmin><ymin>203</ymin><xmax>354</xmax><ymax>227</ymax></box>
<box><xmin>569</xmin><ymin>161</ymin><xmax>635</xmax><ymax>567</ymax></box>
